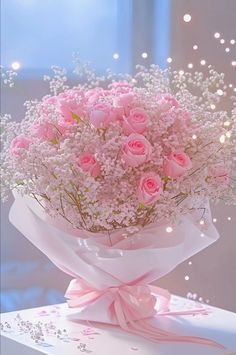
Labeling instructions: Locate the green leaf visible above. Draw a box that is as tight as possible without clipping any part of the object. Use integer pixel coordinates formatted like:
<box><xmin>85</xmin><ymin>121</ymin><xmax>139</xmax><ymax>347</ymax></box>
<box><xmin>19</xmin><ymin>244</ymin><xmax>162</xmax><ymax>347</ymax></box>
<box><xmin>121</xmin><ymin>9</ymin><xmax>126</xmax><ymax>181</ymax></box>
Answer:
<box><xmin>50</xmin><ymin>137</ymin><xmax>58</xmax><ymax>145</ymax></box>
<box><xmin>16</xmin><ymin>180</ymin><xmax>24</xmax><ymax>186</ymax></box>
<box><xmin>71</xmin><ymin>112</ymin><xmax>81</xmax><ymax>122</ymax></box>
<box><xmin>138</xmin><ymin>202</ymin><xmax>145</xmax><ymax>209</ymax></box>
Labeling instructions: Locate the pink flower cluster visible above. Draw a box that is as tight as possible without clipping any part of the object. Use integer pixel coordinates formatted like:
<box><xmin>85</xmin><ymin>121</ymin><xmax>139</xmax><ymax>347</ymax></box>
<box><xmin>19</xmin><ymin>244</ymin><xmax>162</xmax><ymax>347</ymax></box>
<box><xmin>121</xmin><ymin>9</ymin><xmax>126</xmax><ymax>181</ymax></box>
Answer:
<box><xmin>2</xmin><ymin>65</ymin><xmax>235</xmax><ymax>232</ymax></box>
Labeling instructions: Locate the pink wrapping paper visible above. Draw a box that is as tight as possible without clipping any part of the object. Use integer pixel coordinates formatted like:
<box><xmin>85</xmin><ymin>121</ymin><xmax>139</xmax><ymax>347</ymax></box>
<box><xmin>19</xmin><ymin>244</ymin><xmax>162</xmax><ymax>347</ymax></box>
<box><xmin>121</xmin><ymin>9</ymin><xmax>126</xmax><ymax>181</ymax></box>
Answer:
<box><xmin>9</xmin><ymin>193</ymin><xmax>220</xmax><ymax>325</ymax></box>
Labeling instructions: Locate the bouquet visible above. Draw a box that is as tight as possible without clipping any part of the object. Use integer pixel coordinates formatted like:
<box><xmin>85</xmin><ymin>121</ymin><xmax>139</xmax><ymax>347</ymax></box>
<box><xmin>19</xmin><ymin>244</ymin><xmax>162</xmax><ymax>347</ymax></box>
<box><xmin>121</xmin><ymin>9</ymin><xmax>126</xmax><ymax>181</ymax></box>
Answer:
<box><xmin>1</xmin><ymin>63</ymin><xmax>236</xmax><ymax>348</ymax></box>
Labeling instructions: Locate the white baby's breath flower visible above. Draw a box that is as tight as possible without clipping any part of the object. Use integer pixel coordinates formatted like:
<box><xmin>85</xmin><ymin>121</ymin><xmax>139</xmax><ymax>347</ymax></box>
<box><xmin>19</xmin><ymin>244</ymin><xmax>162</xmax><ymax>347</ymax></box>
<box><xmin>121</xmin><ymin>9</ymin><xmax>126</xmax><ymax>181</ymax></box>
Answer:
<box><xmin>1</xmin><ymin>63</ymin><xmax>235</xmax><ymax>232</ymax></box>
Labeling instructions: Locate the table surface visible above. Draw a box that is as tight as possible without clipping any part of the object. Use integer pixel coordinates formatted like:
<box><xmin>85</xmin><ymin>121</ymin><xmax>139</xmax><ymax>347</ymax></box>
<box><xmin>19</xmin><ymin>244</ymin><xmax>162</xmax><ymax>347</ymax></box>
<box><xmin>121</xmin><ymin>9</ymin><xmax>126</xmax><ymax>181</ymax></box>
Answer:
<box><xmin>1</xmin><ymin>295</ymin><xmax>236</xmax><ymax>355</ymax></box>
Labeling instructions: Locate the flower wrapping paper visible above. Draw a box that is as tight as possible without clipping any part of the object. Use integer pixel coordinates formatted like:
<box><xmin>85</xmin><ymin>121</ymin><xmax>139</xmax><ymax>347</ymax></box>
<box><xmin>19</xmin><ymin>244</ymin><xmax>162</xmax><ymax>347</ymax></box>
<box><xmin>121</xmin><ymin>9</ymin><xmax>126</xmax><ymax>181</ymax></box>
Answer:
<box><xmin>9</xmin><ymin>192</ymin><xmax>219</xmax><ymax>324</ymax></box>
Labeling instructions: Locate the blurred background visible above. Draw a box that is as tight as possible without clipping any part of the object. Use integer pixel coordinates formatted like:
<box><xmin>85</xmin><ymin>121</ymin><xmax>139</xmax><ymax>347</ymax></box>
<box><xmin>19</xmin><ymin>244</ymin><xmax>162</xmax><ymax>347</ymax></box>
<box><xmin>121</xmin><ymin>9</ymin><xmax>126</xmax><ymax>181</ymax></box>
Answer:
<box><xmin>1</xmin><ymin>0</ymin><xmax>236</xmax><ymax>313</ymax></box>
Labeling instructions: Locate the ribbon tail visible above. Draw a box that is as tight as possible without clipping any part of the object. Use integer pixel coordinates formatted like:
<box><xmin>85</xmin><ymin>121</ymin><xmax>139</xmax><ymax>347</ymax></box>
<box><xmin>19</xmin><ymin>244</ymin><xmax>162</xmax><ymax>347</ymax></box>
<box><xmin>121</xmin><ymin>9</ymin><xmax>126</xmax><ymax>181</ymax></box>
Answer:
<box><xmin>121</xmin><ymin>317</ymin><xmax>225</xmax><ymax>349</ymax></box>
<box><xmin>159</xmin><ymin>308</ymin><xmax>208</xmax><ymax>317</ymax></box>
<box><xmin>141</xmin><ymin>319</ymin><xmax>225</xmax><ymax>349</ymax></box>
<box><xmin>115</xmin><ymin>299</ymin><xmax>225</xmax><ymax>349</ymax></box>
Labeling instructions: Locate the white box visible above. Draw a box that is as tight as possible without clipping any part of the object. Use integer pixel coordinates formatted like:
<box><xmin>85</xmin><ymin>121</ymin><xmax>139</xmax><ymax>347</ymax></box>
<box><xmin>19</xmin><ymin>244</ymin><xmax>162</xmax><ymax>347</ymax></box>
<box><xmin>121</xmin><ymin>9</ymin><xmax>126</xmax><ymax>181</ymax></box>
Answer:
<box><xmin>1</xmin><ymin>295</ymin><xmax>236</xmax><ymax>355</ymax></box>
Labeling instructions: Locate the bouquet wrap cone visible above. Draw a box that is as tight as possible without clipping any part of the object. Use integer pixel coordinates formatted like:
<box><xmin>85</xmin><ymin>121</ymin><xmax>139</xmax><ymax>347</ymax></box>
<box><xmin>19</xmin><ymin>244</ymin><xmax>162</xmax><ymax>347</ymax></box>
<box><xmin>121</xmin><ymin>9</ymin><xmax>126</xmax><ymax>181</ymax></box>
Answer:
<box><xmin>9</xmin><ymin>193</ymin><xmax>223</xmax><ymax>348</ymax></box>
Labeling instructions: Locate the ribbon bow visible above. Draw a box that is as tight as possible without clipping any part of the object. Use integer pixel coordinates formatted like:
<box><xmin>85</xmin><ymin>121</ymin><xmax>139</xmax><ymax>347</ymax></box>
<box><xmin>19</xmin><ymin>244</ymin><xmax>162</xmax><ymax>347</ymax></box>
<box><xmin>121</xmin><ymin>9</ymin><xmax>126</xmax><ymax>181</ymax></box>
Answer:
<box><xmin>65</xmin><ymin>279</ymin><xmax>224</xmax><ymax>348</ymax></box>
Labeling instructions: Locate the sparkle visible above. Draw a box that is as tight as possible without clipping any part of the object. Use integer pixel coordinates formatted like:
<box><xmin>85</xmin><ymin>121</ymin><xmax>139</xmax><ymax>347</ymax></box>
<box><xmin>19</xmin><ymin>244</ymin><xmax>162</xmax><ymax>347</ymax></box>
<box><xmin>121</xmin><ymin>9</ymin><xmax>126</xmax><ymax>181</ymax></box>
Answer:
<box><xmin>113</xmin><ymin>53</ymin><xmax>119</xmax><ymax>60</ymax></box>
<box><xmin>188</xmin><ymin>261</ymin><xmax>192</xmax><ymax>265</ymax></box>
<box><xmin>230</xmin><ymin>39</ymin><xmax>235</xmax><ymax>45</ymax></box>
<box><xmin>210</xmin><ymin>104</ymin><xmax>216</xmax><ymax>110</ymax></box>
<box><xmin>199</xmin><ymin>219</ymin><xmax>205</xmax><ymax>225</ymax></box>
<box><xmin>213</xmin><ymin>218</ymin><xmax>217</xmax><ymax>223</ymax></box>
<box><xmin>188</xmin><ymin>63</ymin><xmax>193</xmax><ymax>69</ymax></box>
<box><xmin>219</xmin><ymin>134</ymin><xmax>226</xmax><ymax>143</ymax></box>
<box><xmin>229</xmin><ymin>84</ymin><xmax>233</xmax><ymax>88</ymax></box>
<box><xmin>11</xmin><ymin>61</ymin><xmax>21</xmax><ymax>70</ymax></box>
<box><xmin>199</xmin><ymin>297</ymin><xmax>203</xmax><ymax>302</ymax></box>
<box><xmin>227</xmin><ymin>216</ymin><xmax>231</xmax><ymax>221</ymax></box>
<box><xmin>200</xmin><ymin>59</ymin><xmax>206</xmax><ymax>66</ymax></box>
<box><xmin>193</xmin><ymin>45</ymin><xmax>198</xmax><ymax>50</ymax></box>
<box><xmin>185</xmin><ymin>275</ymin><xmax>190</xmax><ymax>281</ymax></box>
<box><xmin>234</xmin><ymin>88</ymin><xmax>236</xmax><ymax>92</ymax></box>
<box><xmin>167</xmin><ymin>57</ymin><xmax>172</xmax><ymax>63</ymax></box>
<box><xmin>200</xmin><ymin>233</ymin><xmax>205</xmax><ymax>237</ymax></box>
<box><xmin>192</xmin><ymin>134</ymin><xmax>197</xmax><ymax>139</ymax></box>
<box><xmin>166</xmin><ymin>226</ymin><xmax>173</xmax><ymax>233</ymax></box>
<box><xmin>217</xmin><ymin>89</ymin><xmax>224</xmax><ymax>96</ymax></box>
<box><xmin>220</xmin><ymin>39</ymin><xmax>225</xmax><ymax>44</ymax></box>
<box><xmin>224</xmin><ymin>121</ymin><xmax>231</xmax><ymax>126</ymax></box>
<box><xmin>183</xmin><ymin>14</ymin><xmax>192</xmax><ymax>22</ymax></box>
<box><xmin>179</xmin><ymin>70</ymin><xmax>184</xmax><ymax>75</ymax></box>
<box><xmin>226</xmin><ymin>131</ymin><xmax>231</xmax><ymax>138</ymax></box>
<box><xmin>231</xmin><ymin>61</ymin><xmax>236</xmax><ymax>66</ymax></box>
<box><xmin>141</xmin><ymin>52</ymin><xmax>148</xmax><ymax>59</ymax></box>
<box><xmin>225</xmin><ymin>47</ymin><xmax>230</xmax><ymax>53</ymax></box>
<box><xmin>214</xmin><ymin>32</ymin><xmax>220</xmax><ymax>39</ymax></box>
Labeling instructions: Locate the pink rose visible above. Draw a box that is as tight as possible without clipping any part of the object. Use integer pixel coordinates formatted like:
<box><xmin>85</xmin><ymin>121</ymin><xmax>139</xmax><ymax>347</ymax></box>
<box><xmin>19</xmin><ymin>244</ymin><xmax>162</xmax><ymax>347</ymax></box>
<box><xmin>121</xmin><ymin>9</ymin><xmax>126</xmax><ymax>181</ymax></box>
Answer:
<box><xmin>59</xmin><ymin>88</ymin><xmax>84</xmax><ymax>101</ymax></box>
<box><xmin>42</xmin><ymin>95</ymin><xmax>58</xmax><ymax>105</ymax></box>
<box><xmin>58</xmin><ymin>89</ymin><xmax>85</xmax><ymax>126</ymax></box>
<box><xmin>157</xmin><ymin>94</ymin><xmax>179</xmax><ymax>112</ymax></box>
<box><xmin>76</xmin><ymin>153</ymin><xmax>101</xmax><ymax>178</ymax></box>
<box><xmin>10</xmin><ymin>136</ymin><xmax>31</xmax><ymax>158</ymax></box>
<box><xmin>208</xmin><ymin>165</ymin><xmax>230</xmax><ymax>185</ymax></box>
<box><xmin>111</xmin><ymin>82</ymin><xmax>134</xmax><ymax>113</ymax></box>
<box><xmin>122</xmin><ymin>133</ymin><xmax>152</xmax><ymax>167</ymax></box>
<box><xmin>31</xmin><ymin>121</ymin><xmax>64</xmax><ymax>141</ymax></box>
<box><xmin>113</xmin><ymin>106</ymin><xmax>125</xmax><ymax>122</ymax></box>
<box><xmin>114</xmin><ymin>92</ymin><xmax>134</xmax><ymax>108</ymax></box>
<box><xmin>163</xmin><ymin>150</ymin><xmax>192</xmax><ymax>178</ymax></box>
<box><xmin>178</xmin><ymin>110</ymin><xmax>191</xmax><ymax>125</ymax></box>
<box><xmin>85</xmin><ymin>88</ymin><xmax>110</xmax><ymax>105</ymax></box>
<box><xmin>41</xmin><ymin>96</ymin><xmax>58</xmax><ymax>115</ymax></box>
<box><xmin>110</xmin><ymin>81</ymin><xmax>133</xmax><ymax>94</ymax></box>
<box><xmin>138</xmin><ymin>173</ymin><xmax>163</xmax><ymax>206</ymax></box>
<box><xmin>122</xmin><ymin>108</ymin><xmax>149</xmax><ymax>135</ymax></box>
<box><xmin>89</xmin><ymin>102</ymin><xmax>114</xmax><ymax>129</ymax></box>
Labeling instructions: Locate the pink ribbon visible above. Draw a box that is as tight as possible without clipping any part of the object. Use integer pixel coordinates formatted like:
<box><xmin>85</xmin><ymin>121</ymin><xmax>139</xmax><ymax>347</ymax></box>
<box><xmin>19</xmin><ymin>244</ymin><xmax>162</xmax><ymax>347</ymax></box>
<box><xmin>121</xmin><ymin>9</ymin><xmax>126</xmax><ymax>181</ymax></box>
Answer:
<box><xmin>65</xmin><ymin>279</ymin><xmax>224</xmax><ymax>349</ymax></box>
